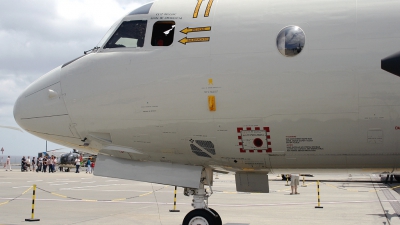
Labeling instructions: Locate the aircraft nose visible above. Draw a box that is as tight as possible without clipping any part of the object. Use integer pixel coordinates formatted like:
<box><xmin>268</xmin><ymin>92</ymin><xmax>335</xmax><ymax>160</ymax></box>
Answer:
<box><xmin>14</xmin><ymin>67</ymin><xmax>74</xmax><ymax>139</ymax></box>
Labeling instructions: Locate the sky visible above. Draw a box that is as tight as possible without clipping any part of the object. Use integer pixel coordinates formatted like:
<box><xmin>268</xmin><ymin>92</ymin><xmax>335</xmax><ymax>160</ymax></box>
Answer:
<box><xmin>0</xmin><ymin>0</ymin><xmax>152</xmax><ymax>158</ymax></box>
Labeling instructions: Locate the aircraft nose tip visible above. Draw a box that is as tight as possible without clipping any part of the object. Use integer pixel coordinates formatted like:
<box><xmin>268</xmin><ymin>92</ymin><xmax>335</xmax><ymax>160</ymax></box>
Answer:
<box><xmin>13</xmin><ymin>67</ymin><xmax>74</xmax><ymax>138</ymax></box>
<box><xmin>13</xmin><ymin>95</ymin><xmax>24</xmax><ymax>127</ymax></box>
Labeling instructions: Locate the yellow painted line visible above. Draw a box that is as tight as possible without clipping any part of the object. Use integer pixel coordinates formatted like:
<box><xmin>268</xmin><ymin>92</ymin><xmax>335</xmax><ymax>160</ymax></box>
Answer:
<box><xmin>139</xmin><ymin>192</ymin><xmax>152</xmax><ymax>197</ymax></box>
<box><xmin>193</xmin><ymin>0</ymin><xmax>203</xmax><ymax>18</ymax></box>
<box><xmin>112</xmin><ymin>198</ymin><xmax>126</xmax><ymax>202</ymax></box>
<box><xmin>325</xmin><ymin>183</ymin><xmax>338</xmax><ymax>189</ymax></box>
<box><xmin>82</xmin><ymin>199</ymin><xmax>97</xmax><ymax>202</ymax></box>
<box><xmin>204</xmin><ymin>0</ymin><xmax>214</xmax><ymax>17</ymax></box>
<box><xmin>22</xmin><ymin>186</ymin><xmax>33</xmax><ymax>195</ymax></box>
<box><xmin>0</xmin><ymin>201</ymin><xmax>10</xmax><ymax>206</ymax></box>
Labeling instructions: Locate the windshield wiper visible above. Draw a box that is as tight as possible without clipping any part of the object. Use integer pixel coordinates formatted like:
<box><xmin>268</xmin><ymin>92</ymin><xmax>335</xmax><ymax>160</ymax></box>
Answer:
<box><xmin>84</xmin><ymin>46</ymin><xmax>100</xmax><ymax>55</ymax></box>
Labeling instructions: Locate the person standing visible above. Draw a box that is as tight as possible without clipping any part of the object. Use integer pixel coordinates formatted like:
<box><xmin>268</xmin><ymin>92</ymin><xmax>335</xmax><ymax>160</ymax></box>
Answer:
<box><xmin>32</xmin><ymin>157</ymin><xmax>36</xmax><ymax>172</ymax></box>
<box><xmin>48</xmin><ymin>156</ymin><xmax>52</xmax><ymax>173</ymax></box>
<box><xmin>21</xmin><ymin>156</ymin><xmax>27</xmax><ymax>172</ymax></box>
<box><xmin>42</xmin><ymin>156</ymin><xmax>47</xmax><ymax>172</ymax></box>
<box><xmin>90</xmin><ymin>161</ymin><xmax>95</xmax><ymax>174</ymax></box>
<box><xmin>26</xmin><ymin>156</ymin><xmax>31</xmax><ymax>171</ymax></box>
<box><xmin>54</xmin><ymin>156</ymin><xmax>58</xmax><ymax>172</ymax></box>
<box><xmin>290</xmin><ymin>174</ymin><xmax>300</xmax><ymax>195</ymax></box>
<box><xmin>80</xmin><ymin>154</ymin><xmax>83</xmax><ymax>172</ymax></box>
<box><xmin>37</xmin><ymin>156</ymin><xmax>43</xmax><ymax>172</ymax></box>
<box><xmin>48</xmin><ymin>156</ymin><xmax>53</xmax><ymax>173</ymax></box>
<box><xmin>75</xmin><ymin>157</ymin><xmax>80</xmax><ymax>173</ymax></box>
<box><xmin>5</xmin><ymin>156</ymin><xmax>12</xmax><ymax>171</ymax></box>
<box><xmin>86</xmin><ymin>158</ymin><xmax>91</xmax><ymax>174</ymax></box>
<box><xmin>51</xmin><ymin>156</ymin><xmax>56</xmax><ymax>173</ymax></box>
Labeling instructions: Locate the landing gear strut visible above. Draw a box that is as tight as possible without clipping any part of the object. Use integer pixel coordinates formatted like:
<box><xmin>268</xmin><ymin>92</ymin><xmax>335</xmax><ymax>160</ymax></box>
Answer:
<box><xmin>182</xmin><ymin>168</ymin><xmax>222</xmax><ymax>225</ymax></box>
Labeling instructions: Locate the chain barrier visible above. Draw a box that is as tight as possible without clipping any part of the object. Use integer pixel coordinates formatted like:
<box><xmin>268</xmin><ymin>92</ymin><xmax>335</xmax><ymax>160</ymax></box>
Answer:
<box><xmin>35</xmin><ymin>185</ymin><xmax>167</xmax><ymax>202</ymax></box>
<box><xmin>0</xmin><ymin>186</ymin><xmax>32</xmax><ymax>206</ymax></box>
<box><xmin>321</xmin><ymin>182</ymin><xmax>400</xmax><ymax>193</ymax></box>
<box><xmin>2</xmin><ymin>180</ymin><xmax>397</xmax><ymax>205</ymax></box>
<box><xmin>214</xmin><ymin>181</ymin><xmax>399</xmax><ymax>195</ymax></box>
<box><xmin>0</xmin><ymin>185</ymin><xmax>167</xmax><ymax>205</ymax></box>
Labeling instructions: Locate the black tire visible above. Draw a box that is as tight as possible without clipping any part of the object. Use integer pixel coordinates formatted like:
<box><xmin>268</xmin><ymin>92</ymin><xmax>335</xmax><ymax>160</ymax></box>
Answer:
<box><xmin>182</xmin><ymin>209</ymin><xmax>216</xmax><ymax>225</ymax></box>
<box><xmin>209</xmin><ymin>208</ymin><xmax>222</xmax><ymax>225</ymax></box>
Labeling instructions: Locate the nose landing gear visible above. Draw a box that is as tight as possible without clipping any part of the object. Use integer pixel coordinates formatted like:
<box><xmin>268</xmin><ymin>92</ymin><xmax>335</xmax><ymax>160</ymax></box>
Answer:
<box><xmin>182</xmin><ymin>168</ymin><xmax>222</xmax><ymax>225</ymax></box>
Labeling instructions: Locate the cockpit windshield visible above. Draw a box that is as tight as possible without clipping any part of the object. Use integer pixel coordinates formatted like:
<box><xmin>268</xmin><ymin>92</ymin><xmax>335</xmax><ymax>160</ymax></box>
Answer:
<box><xmin>104</xmin><ymin>20</ymin><xmax>147</xmax><ymax>48</ymax></box>
<box><xmin>96</xmin><ymin>20</ymin><xmax>120</xmax><ymax>49</ymax></box>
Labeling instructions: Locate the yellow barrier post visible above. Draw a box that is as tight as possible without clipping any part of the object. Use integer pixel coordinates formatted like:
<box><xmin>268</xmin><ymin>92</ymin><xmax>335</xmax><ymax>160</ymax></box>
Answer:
<box><xmin>301</xmin><ymin>176</ymin><xmax>307</xmax><ymax>187</ymax></box>
<box><xmin>25</xmin><ymin>184</ymin><xmax>40</xmax><ymax>221</ymax></box>
<box><xmin>315</xmin><ymin>180</ymin><xmax>323</xmax><ymax>209</ymax></box>
<box><xmin>169</xmin><ymin>186</ymin><xmax>180</xmax><ymax>212</ymax></box>
<box><xmin>285</xmin><ymin>174</ymin><xmax>290</xmax><ymax>186</ymax></box>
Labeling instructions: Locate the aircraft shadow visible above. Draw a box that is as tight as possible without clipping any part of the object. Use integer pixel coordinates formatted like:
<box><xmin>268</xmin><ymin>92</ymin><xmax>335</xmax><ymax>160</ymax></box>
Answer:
<box><xmin>386</xmin><ymin>183</ymin><xmax>400</xmax><ymax>195</ymax></box>
<box><xmin>366</xmin><ymin>212</ymin><xmax>397</xmax><ymax>224</ymax></box>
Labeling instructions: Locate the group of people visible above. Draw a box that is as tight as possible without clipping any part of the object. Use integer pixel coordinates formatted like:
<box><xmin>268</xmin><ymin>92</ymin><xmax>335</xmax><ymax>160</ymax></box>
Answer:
<box><xmin>20</xmin><ymin>156</ymin><xmax>36</xmax><ymax>172</ymax></box>
<box><xmin>35</xmin><ymin>155</ymin><xmax>58</xmax><ymax>173</ymax></box>
<box><xmin>19</xmin><ymin>155</ymin><xmax>59</xmax><ymax>173</ymax></box>
<box><xmin>4</xmin><ymin>154</ymin><xmax>95</xmax><ymax>173</ymax></box>
<box><xmin>74</xmin><ymin>156</ymin><xmax>95</xmax><ymax>174</ymax></box>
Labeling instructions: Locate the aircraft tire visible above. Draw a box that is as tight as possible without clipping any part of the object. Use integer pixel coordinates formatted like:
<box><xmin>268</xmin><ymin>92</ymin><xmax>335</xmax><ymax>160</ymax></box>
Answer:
<box><xmin>182</xmin><ymin>209</ymin><xmax>217</xmax><ymax>225</ymax></box>
<box><xmin>209</xmin><ymin>208</ymin><xmax>222</xmax><ymax>225</ymax></box>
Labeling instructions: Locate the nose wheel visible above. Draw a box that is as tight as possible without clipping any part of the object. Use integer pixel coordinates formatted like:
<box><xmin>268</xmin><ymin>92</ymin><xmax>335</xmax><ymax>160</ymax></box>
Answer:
<box><xmin>209</xmin><ymin>208</ymin><xmax>222</xmax><ymax>225</ymax></box>
<box><xmin>183</xmin><ymin>209</ymin><xmax>222</xmax><ymax>225</ymax></box>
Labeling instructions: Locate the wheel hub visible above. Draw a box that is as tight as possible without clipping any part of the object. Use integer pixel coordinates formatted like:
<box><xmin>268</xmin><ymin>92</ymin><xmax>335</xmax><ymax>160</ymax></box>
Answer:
<box><xmin>189</xmin><ymin>216</ymin><xmax>209</xmax><ymax>225</ymax></box>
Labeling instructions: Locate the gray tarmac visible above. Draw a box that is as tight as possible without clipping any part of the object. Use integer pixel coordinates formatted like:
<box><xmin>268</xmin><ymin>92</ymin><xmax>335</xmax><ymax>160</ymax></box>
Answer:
<box><xmin>1</xmin><ymin>166</ymin><xmax>400</xmax><ymax>225</ymax></box>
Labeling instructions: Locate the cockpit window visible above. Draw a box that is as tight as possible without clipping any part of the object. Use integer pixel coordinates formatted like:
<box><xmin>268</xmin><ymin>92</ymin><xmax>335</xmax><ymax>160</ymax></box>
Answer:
<box><xmin>104</xmin><ymin>20</ymin><xmax>147</xmax><ymax>48</ymax></box>
<box><xmin>128</xmin><ymin>3</ymin><xmax>153</xmax><ymax>15</ymax></box>
<box><xmin>151</xmin><ymin>21</ymin><xmax>175</xmax><ymax>46</ymax></box>
<box><xmin>96</xmin><ymin>20</ymin><xmax>120</xmax><ymax>49</ymax></box>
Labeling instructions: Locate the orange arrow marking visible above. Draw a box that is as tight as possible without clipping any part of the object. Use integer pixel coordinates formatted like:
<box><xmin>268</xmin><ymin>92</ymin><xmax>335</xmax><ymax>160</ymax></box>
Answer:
<box><xmin>180</xmin><ymin>26</ymin><xmax>211</xmax><ymax>35</ymax></box>
<box><xmin>179</xmin><ymin>37</ymin><xmax>210</xmax><ymax>45</ymax></box>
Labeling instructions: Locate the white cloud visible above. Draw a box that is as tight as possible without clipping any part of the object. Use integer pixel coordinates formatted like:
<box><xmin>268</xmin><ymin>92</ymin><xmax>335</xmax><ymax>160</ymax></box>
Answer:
<box><xmin>56</xmin><ymin>0</ymin><xmax>144</xmax><ymax>28</ymax></box>
<box><xmin>0</xmin><ymin>75</ymin><xmax>30</xmax><ymax>103</ymax></box>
